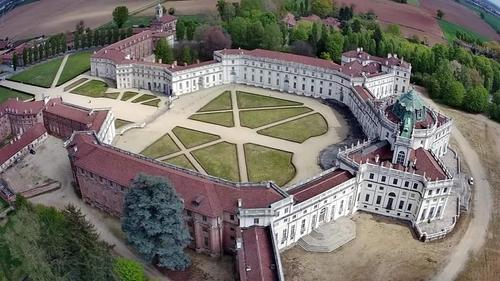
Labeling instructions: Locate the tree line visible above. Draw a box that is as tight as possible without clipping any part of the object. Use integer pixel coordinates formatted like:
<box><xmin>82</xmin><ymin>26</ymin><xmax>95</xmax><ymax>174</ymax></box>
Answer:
<box><xmin>0</xmin><ymin>197</ymin><xmax>148</xmax><ymax>281</ymax></box>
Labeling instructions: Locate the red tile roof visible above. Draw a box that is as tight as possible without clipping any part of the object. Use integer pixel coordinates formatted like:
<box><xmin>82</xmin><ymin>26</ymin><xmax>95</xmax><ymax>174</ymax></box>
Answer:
<box><xmin>0</xmin><ymin>123</ymin><xmax>46</xmax><ymax>164</ymax></box>
<box><xmin>43</xmin><ymin>100</ymin><xmax>108</xmax><ymax>132</ymax></box>
<box><xmin>0</xmin><ymin>98</ymin><xmax>44</xmax><ymax>116</ymax></box>
<box><xmin>348</xmin><ymin>142</ymin><xmax>448</xmax><ymax>181</ymax></box>
<box><xmin>240</xmin><ymin>227</ymin><xmax>279</xmax><ymax>281</ymax></box>
<box><xmin>157</xmin><ymin>14</ymin><xmax>177</xmax><ymax>24</ymax></box>
<box><xmin>288</xmin><ymin>169</ymin><xmax>354</xmax><ymax>203</ymax></box>
<box><xmin>218</xmin><ymin>49</ymin><xmax>342</xmax><ymax>72</ymax></box>
<box><xmin>67</xmin><ymin>132</ymin><xmax>286</xmax><ymax>217</ymax></box>
<box><xmin>353</xmin><ymin>85</ymin><xmax>374</xmax><ymax>101</ymax></box>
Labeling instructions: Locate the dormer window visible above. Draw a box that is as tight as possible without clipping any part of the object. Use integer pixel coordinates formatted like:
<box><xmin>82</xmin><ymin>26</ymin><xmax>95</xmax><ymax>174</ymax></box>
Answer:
<box><xmin>396</xmin><ymin>151</ymin><xmax>405</xmax><ymax>165</ymax></box>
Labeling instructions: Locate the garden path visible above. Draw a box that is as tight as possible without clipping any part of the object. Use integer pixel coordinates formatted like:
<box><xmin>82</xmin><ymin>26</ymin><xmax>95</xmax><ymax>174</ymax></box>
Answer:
<box><xmin>51</xmin><ymin>54</ymin><xmax>69</xmax><ymax>88</ymax></box>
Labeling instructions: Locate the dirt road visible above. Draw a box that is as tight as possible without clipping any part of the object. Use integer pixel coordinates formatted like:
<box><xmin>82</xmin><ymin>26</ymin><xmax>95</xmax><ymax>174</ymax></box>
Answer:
<box><xmin>419</xmin><ymin>91</ymin><xmax>493</xmax><ymax>281</ymax></box>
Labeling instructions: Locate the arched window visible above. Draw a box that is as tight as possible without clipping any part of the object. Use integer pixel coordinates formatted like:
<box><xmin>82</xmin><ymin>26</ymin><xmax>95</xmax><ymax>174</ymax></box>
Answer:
<box><xmin>396</xmin><ymin>151</ymin><xmax>405</xmax><ymax>165</ymax></box>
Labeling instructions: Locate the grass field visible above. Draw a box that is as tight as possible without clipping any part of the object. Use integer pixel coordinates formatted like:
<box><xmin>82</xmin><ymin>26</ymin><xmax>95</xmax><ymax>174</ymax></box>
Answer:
<box><xmin>0</xmin><ymin>197</ymin><xmax>9</xmax><ymax>211</ymax></box>
<box><xmin>239</xmin><ymin>107</ymin><xmax>313</xmax><ymax>129</ymax></box>
<box><xmin>460</xmin><ymin>1</ymin><xmax>500</xmax><ymax>33</ymax></box>
<box><xmin>56</xmin><ymin>51</ymin><xmax>92</xmax><ymax>86</ymax></box>
<box><xmin>121</xmin><ymin>91</ymin><xmax>139</xmax><ymax>101</ymax></box>
<box><xmin>9</xmin><ymin>57</ymin><xmax>63</xmax><ymax>87</ymax></box>
<box><xmin>438</xmin><ymin>19</ymin><xmax>489</xmax><ymax>43</ymax></box>
<box><xmin>164</xmin><ymin>154</ymin><xmax>197</xmax><ymax>171</ymax></box>
<box><xmin>189</xmin><ymin>112</ymin><xmax>235</xmax><ymax>127</ymax></box>
<box><xmin>63</xmin><ymin>78</ymin><xmax>87</xmax><ymax>91</ymax></box>
<box><xmin>192</xmin><ymin>142</ymin><xmax>240</xmax><ymax>181</ymax></box>
<box><xmin>0</xmin><ymin>86</ymin><xmax>34</xmax><ymax>103</ymax></box>
<box><xmin>142</xmin><ymin>99</ymin><xmax>161</xmax><ymax>107</ymax></box>
<box><xmin>244</xmin><ymin>143</ymin><xmax>295</xmax><ymax>186</ymax></box>
<box><xmin>100</xmin><ymin>16</ymin><xmax>153</xmax><ymax>29</ymax></box>
<box><xmin>258</xmin><ymin>113</ymin><xmax>328</xmax><ymax>143</ymax></box>
<box><xmin>131</xmin><ymin>94</ymin><xmax>157</xmax><ymax>103</ymax></box>
<box><xmin>115</xmin><ymin>119</ymin><xmax>132</xmax><ymax>129</ymax></box>
<box><xmin>236</xmin><ymin>91</ymin><xmax>303</xmax><ymax>109</ymax></box>
<box><xmin>407</xmin><ymin>0</ymin><xmax>419</xmax><ymax>6</ymax></box>
<box><xmin>140</xmin><ymin>133</ymin><xmax>180</xmax><ymax>159</ymax></box>
<box><xmin>105</xmin><ymin>92</ymin><xmax>120</xmax><ymax>99</ymax></box>
<box><xmin>172</xmin><ymin>126</ymin><xmax>220</xmax><ymax>149</ymax></box>
<box><xmin>71</xmin><ymin>80</ymin><xmax>110</xmax><ymax>98</ymax></box>
<box><xmin>197</xmin><ymin>91</ymin><xmax>232</xmax><ymax>112</ymax></box>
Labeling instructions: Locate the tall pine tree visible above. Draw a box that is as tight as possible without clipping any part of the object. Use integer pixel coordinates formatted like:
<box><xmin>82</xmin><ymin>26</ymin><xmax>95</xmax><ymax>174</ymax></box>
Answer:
<box><xmin>122</xmin><ymin>174</ymin><xmax>191</xmax><ymax>271</ymax></box>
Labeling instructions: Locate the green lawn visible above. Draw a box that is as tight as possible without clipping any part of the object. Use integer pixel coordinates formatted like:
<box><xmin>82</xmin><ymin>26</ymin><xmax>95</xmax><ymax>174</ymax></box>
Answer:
<box><xmin>406</xmin><ymin>0</ymin><xmax>419</xmax><ymax>6</ymax></box>
<box><xmin>131</xmin><ymin>94</ymin><xmax>157</xmax><ymax>103</ymax></box>
<box><xmin>121</xmin><ymin>91</ymin><xmax>139</xmax><ymax>101</ymax></box>
<box><xmin>9</xmin><ymin>57</ymin><xmax>63</xmax><ymax>87</ymax></box>
<box><xmin>0</xmin><ymin>197</ymin><xmax>9</xmax><ymax>211</ymax></box>
<box><xmin>197</xmin><ymin>91</ymin><xmax>232</xmax><ymax>112</ymax></box>
<box><xmin>140</xmin><ymin>133</ymin><xmax>180</xmax><ymax>159</ymax></box>
<box><xmin>105</xmin><ymin>92</ymin><xmax>120</xmax><ymax>99</ymax></box>
<box><xmin>192</xmin><ymin>142</ymin><xmax>240</xmax><ymax>181</ymax></box>
<box><xmin>163</xmin><ymin>154</ymin><xmax>197</xmax><ymax>171</ymax></box>
<box><xmin>115</xmin><ymin>119</ymin><xmax>132</xmax><ymax>129</ymax></box>
<box><xmin>189</xmin><ymin>112</ymin><xmax>235</xmax><ymax>127</ymax></box>
<box><xmin>100</xmin><ymin>16</ymin><xmax>153</xmax><ymax>29</ymax></box>
<box><xmin>438</xmin><ymin>19</ymin><xmax>489</xmax><ymax>43</ymax></box>
<box><xmin>0</xmin><ymin>86</ymin><xmax>34</xmax><ymax>103</ymax></box>
<box><xmin>56</xmin><ymin>51</ymin><xmax>92</xmax><ymax>86</ymax></box>
<box><xmin>63</xmin><ymin>78</ymin><xmax>87</xmax><ymax>91</ymax></box>
<box><xmin>239</xmin><ymin>107</ymin><xmax>313</xmax><ymax>129</ymax></box>
<box><xmin>236</xmin><ymin>91</ymin><xmax>303</xmax><ymax>109</ymax></box>
<box><xmin>244</xmin><ymin>143</ymin><xmax>295</xmax><ymax>186</ymax></box>
<box><xmin>142</xmin><ymin>99</ymin><xmax>161</xmax><ymax>107</ymax></box>
<box><xmin>71</xmin><ymin>80</ymin><xmax>109</xmax><ymax>98</ymax></box>
<box><xmin>258</xmin><ymin>113</ymin><xmax>328</xmax><ymax>143</ymax></box>
<box><xmin>172</xmin><ymin>126</ymin><xmax>220</xmax><ymax>149</ymax></box>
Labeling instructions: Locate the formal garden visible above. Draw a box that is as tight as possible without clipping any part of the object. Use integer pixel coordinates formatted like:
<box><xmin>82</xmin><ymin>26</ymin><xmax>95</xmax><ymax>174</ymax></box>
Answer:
<box><xmin>136</xmin><ymin>89</ymin><xmax>328</xmax><ymax>186</ymax></box>
<box><xmin>0</xmin><ymin>86</ymin><xmax>34</xmax><ymax>103</ymax></box>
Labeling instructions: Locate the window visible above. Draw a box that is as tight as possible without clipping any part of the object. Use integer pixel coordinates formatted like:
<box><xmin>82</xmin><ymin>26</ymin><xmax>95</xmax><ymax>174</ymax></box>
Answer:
<box><xmin>398</xmin><ymin>201</ymin><xmax>404</xmax><ymax>209</ymax></box>
<box><xmin>290</xmin><ymin>225</ymin><xmax>296</xmax><ymax>240</ymax></box>
<box><xmin>381</xmin><ymin>176</ymin><xmax>386</xmax><ymax>182</ymax></box>
<box><xmin>281</xmin><ymin>229</ymin><xmax>287</xmax><ymax>244</ymax></box>
<box><xmin>396</xmin><ymin>151</ymin><xmax>405</xmax><ymax>165</ymax></box>
<box><xmin>285</xmin><ymin>208</ymin><xmax>289</xmax><ymax>213</ymax></box>
<box><xmin>230</xmin><ymin>214</ymin><xmax>235</xmax><ymax>220</ymax></box>
<box><xmin>365</xmin><ymin>194</ymin><xmax>370</xmax><ymax>202</ymax></box>
<box><xmin>404</xmin><ymin>181</ymin><xmax>409</xmax><ymax>188</ymax></box>
<box><xmin>436</xmin><ymin>206</ymin><xmax>442</xmax><ymax>217</ymax></box>
<box><xmin>202</xmin><ymin>227</ymin><xmax>208</xmax><ymax>232</ymax></box>
<box><xmin>413</xmin><ymin>183</ymin><xmax>418</xmax><ymax>189</ymax></box>
<box><xmin>367</xmin><ymin>184</ymin><xmax>372</xmax><ymax>188</ymax></box>
<box><xmin>393</xmin><ymin>178</ymin><xmax>398</xmax><ymax>185</ymax></box>
<box><xmin>407</xmin><ymin>203</ymin><xmax>413</xmax><ymax>211</ymax></box>
<box><xmin>379</xmin><ymin>186</ymin><xmax>384</xmax><ymax>191</ymax></box>
<box><xmin>428</xmin><ymin>190</ymin><xmax>433</xmax><ymax>196</ymax></box>
<box><xmin>300</xmin><ymin>219</ymin><xmax>306</xmax><ymax>234</ymax></box>
<box><xmin>187</xmin><ymin>210</ymin><xmax>192</xmax><ymax>216</ymax></box>
<box><xmin>376</xmin><ymin>196</ymin><xmax>382</xmax><ymax>204</ymax></box>
<box><xmin>203</xmin><ymin>216</ymin><xmax>207</xmax><ymax>222</ymax></box>
<box><xmin>254</xmin><ymin>218</ymin><xmax>260</xmax><ymax>224</ymax></box>
<box><xmin>420</xmin><ymin>209</ymin><xmax>427</xmax><ymax>220</ymax></box>
<box><xmin>369</xmin><ymin>173</ymin><xmax>375</xmax><ymax>180</ymax></box>
<box><xmin>204</xmin><ymin>237</ymin><xmax>209</xmax><ymax>247</ymax></box>
<box><xmin>443</xmin><ymin>188</ymin><xmax>448</xmax><ymax>193</ymax></box>
<box><xmin>428</xmin><ymin>207</ymin><xmax>435</xmax><ymax>219</ymax></box>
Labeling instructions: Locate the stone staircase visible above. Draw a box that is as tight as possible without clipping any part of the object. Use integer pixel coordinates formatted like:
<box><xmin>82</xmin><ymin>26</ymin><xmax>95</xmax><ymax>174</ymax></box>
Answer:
<box><xmin>298</xmin><ymin>217</ymin><xmax>356</xmax><ymax>253</ymax></box>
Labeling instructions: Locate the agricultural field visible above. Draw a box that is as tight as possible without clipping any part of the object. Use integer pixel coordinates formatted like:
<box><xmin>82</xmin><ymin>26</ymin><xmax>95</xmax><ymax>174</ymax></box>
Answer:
<box><xmin>438</xmin><ymin>19</ymin><xmax>488</xmax><ymax>43</ymax></box>
<box><xmin>56</xmin><ymin>51</ymin><xmax>92</xmax><ymax>86</ymax></box>
<box><xmin>0</xmin><ymin>86</ymin><xmax>34</xmax><ymax>103</ymax></box>
<box><xmin>9</xmin><ymin>57</ymin><xmax>63</xmax><ymax>87</ymax></box>
<box><xmin>420</xmin><ymin>0</ymin><xmax>499</xmax><ymax>41</ymax></box>
<box><xmin>338</xmin><ymin>0</ymin><xmax>444</xmax><ymax>44</ymax></box>
<box><xmin>458</xmin><ymin>0</ymin><xmax>500</xmax><ymax>33</ymax></box>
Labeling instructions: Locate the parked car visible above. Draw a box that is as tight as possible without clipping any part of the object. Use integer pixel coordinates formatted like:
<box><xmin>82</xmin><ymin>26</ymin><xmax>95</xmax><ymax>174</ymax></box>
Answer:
<box><xmin>468</xmin><ymin>177</ymin><xmax>474</xmax><ymax>185</ymax></box>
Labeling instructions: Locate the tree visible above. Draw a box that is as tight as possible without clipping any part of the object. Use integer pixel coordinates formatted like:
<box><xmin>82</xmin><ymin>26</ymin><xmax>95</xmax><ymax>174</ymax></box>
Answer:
<box><xmin>76</xmin><ymin>20</ymin><xmax>85</xmax><ymax>34</ymax></box>
<box><xmin>201</xmin><ymin>26</ymin><xmax>232</xmax><ymax>59</ymax></box>
<box><xmin>386</xmin><ymin>24</ymin><xmax>401</xmax><ymax>36</ymax></box>
<box><xmin>372</xmin><ymin>26</ymin><xmax>383</xmax><ymax>54</ymax></box>
<box><xmin>290</xmin><ymin>40</ymin><xmax>314</xmax><ymax>56</ymax></box>
<box><xmin>262</xmin><ymin>23</ymin><xmax>283</xmax><ymax>51</ymax></box>
<box><xmin>216</xmin><ymin>0</ymin><xmax>227</xmax><ymax>19</ymax></box>
<box><xmin>462</xmin><ymin>86</ymin><xmax>489</xmax><ymax>113</ymax></box>
<box><xmin>443</xmin><ymin>80</ymin><xmax>465</xmax><ymax>107</ymax></box>
<box><xmin>168</xmin><ymin>7</ymin><xmax>175</xmax><ymax>15</ymax></box>
<box><xmin>176</xmin><ymin>21</ymin><xmax>186</xmax><ymax>41</ymax></box>
<box><xmin>246</xmin><ymin>21</ymin><xmax>265</xmax><ymax>49</ymax></box>
<box><xmin>352</xmin><ymin>19</ymin><xmax>362</xmax><ymax>33</ymax></box>
<box><xmin>240</xmin><ymin>0</ymin><xmax>264</xmax><ymax>13</ymax></box>
<box><xmin>325</xmin><ymin>31</ymin><xmax>344</xmax><ymax>62</ymax></box>
<box><xmin>181</xmin><ymin>47</ymin><xmax>192</xmax><ymax>64</ymax></box>
<box><xmin>113</xmin><ymin>258</ymin><xmax>147</xmax><ymax>281</ymax></box>
<box><xmin>154</xmin><ymin>38</ymin><xmax>174</xmax><ymax>64</ymax></box>
<box><xmin>22</xmin><ymin>48</ymin><xmax>28</xmax><ymax>65</ymax></box>
<box><xmin>227</xmin><ymin>17</ymin><xmax>249</xmax><ymax>48</ymax></box>
<box><xmin>311</xmin><ymin>0</ymin><xmax>333</xmax><ymax>18</ymax></box>
<box><xmin>122</xmin><ymin>174</ymin><xmax>191</xmax><ymax>270</ymax></box>
<box><xmin>12</xmin><ymin>52</ymin><xmax>18</xmax><ymax>71</ymax></box>
<box><xmin>437</xmin><ymin>9</ymin><xmax>444</xmax><ymax>20</ymax></box>
<box><xmin>185</xmin><ymin>21</ymin><xmax>197</xmax><ymax>41</ymax></box>
<box><xmin>113</xmin><ymin>6</ymin><xmax>129</xmax><ymax>28</ymax></box>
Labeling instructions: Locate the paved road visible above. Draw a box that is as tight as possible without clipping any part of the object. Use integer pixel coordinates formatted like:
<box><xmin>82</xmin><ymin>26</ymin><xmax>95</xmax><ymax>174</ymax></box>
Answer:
<box><xmin>421</xmin><ymin>96</ymin><xmax>493</xmax><ymax>281</ymax></box>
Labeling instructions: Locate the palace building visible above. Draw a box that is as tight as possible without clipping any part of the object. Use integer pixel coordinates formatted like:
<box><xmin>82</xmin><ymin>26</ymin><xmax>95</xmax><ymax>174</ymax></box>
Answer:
<box><xmin>79</xmin><ymin>20</ymin><xmax>461</xmax><ymax>280</ymax></box>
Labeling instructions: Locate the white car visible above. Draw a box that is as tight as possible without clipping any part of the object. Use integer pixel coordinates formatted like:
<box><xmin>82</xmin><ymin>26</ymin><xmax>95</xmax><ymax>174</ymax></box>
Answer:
<box><xmin>468</xmin><ymin>177</ymin><xmax>474</xmax><ymax>185</ymax></box>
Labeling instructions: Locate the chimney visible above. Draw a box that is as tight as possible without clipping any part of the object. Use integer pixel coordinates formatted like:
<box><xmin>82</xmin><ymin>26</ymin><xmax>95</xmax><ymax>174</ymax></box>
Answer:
<box><xmin>158</xmin><ymin>58</ymin><xmax>162</xmax><ymax>64</ymax></box>
<box><xmin>184</xmin><ymin>62</ymin><xmax>187</xmax><ymax>66</ymax></box>
<box><xmin>173</xmin><ymin>60</ymin><xmax>177</xmax><ymax>66</ymax></box>
<box><xmin>394</xmin><ymin>54</ymin><xmax>398</xmax><ymax>59</ymax></box>
<box><xmin>375</xmin><ymin>154</ymin><xmax>380</xmax><ymax>163</ymax></box>
<box><xmin>237</xmin><ymin>198</ymin><xmax>242</xmax><ymax>208</ymax></box>
<box><xmin>104</xmin><ymin>50</ymin><xmax>108</xmax><ymax>54</ymax></box>
<box><xmin>388</xmin><ymin>53</ymin><xmax>392</xmax><ymax>58</ymax></box>
<box><xmin>196</xmin><ymin>59</ymin><xmax>200</xmax><ymax>64</ymax></box>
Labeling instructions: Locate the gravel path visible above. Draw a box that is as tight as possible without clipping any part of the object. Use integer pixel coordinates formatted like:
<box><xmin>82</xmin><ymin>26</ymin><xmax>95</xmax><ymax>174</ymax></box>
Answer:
<box><xmin>51</xmin><ymin>54</ymin><xmax>68</xmax><ymax>88</ymax></box>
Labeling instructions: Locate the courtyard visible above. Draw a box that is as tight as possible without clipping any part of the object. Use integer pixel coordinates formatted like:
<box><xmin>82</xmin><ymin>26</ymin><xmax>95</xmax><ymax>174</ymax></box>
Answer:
<box><xmin>114</xmin><ymin>85</ymin><xmax>349</xmax><ymax>186</ymax></box>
